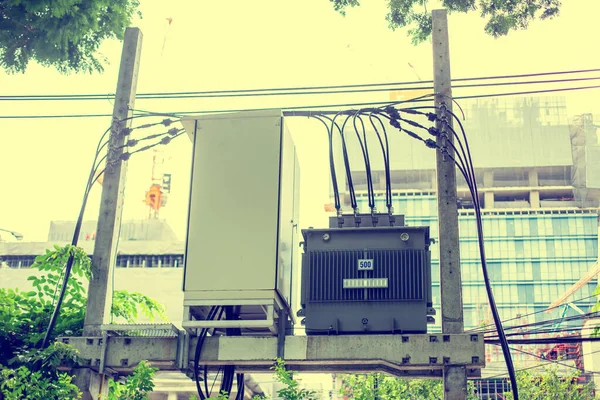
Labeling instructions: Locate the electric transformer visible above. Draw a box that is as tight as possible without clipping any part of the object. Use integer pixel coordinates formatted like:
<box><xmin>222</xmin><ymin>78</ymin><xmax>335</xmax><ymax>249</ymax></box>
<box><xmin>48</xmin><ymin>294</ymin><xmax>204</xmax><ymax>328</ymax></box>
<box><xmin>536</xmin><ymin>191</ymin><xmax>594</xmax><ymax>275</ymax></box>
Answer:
<box><xmin>298</xmin><ymin>214</ymin><xmax>435</xmax><ymax>335</ymax></box>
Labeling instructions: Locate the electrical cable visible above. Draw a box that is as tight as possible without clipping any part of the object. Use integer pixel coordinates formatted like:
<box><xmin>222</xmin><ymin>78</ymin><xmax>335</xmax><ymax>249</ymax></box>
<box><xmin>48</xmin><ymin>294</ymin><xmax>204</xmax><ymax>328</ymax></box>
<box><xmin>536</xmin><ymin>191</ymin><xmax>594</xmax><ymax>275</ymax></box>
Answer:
<box><xmin>208</xmin><ymin>366</ymin><xmax>222</xmax><ymax>397</ymax></box>
<box><xmin>3</xmin><ymin>69</ymin><xmax>600</xmax><ymax>101</ymax></box>
<box><xmin>39</xmin><ymin>116</ymin><xmax>181</xmax><ymax>349</ymax></box>
<box><xmin>469</xmin><ymin>292</ymin><xmax>600</xmax><ymax>333</ymax></box>
<box><xmin>39</xmin><ymin>124</ymin><xmax>114</xmax><ymax>349</ymax></box>
<box><xmin>235</xmin><ymin>373</ymin><xmax>245</xmax><ymax>400</ymax></box>
<box><xmin>368</xmin><ymin>112</ymin><xmax>393</xmax><ymax>217</ymax></box>
<box><xmin>382</xmin><ymin>104</ymin><xmax>519</xmax><ymax>398</ymax></box>
<box><xmin>194</xmin><ymin>306</ymin><xmax>221</xmax><ymax>400</ymax></box>
<box><xmin>336</xmin><ymin>113</ymin><xmax>359</xmax><ymax>213</ymax></box>
<box><xmin>311</xmin><ymin>115</ymin><xmax>341</xmax><ymax>213</ymax></box>
<box><xmin>5</xmin><ymin>83</ymin><xmax>600</xmax><ymax>120</ymax></box>
<box><xmin>351</xmin><ymin>112</ymin><xmax>376</xmax><ymax>215</ymax></box>
<box><xmin>481</xmin><ymin>311</ymin><xmax>600</xmax><ymax>338</ymax></box>
<box><xmin>321</xmin><ymin>113</ymin><xmax>358</xmax><ymax>215</ymax></box>
<box><xmin>437</xmin><ymin>104</ymin><xmax>518</xmax><ymax>399</ymax></box>
<box><xmin>484</xmin><ymin>347</ymin><xmax>600</xmax><ymax>380</ymax></box>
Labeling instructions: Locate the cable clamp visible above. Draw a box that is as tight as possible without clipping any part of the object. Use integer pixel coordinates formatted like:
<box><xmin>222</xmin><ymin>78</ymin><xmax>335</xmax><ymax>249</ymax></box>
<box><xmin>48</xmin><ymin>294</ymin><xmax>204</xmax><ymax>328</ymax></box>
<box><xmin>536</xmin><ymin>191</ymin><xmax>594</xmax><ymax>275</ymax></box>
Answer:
<box><xmin>424</xmin><ymin>139</ymin><xmax>438</xmax><ymax>149</ymax></box>
<box><xmin>428</xmin><ymin>127</ymin><xmax>440</xmax><ymax>137</ymax></box>
<box><xmin>385</xmin><ymin>106</ymin><xmax>401</xmax><ymax>120</ymax></box>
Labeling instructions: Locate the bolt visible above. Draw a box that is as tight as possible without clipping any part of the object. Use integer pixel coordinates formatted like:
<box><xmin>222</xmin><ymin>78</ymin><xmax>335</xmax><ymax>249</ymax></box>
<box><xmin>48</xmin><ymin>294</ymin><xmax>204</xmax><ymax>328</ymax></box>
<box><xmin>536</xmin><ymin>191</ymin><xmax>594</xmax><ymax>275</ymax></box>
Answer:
<box><xmin>361</xmin><ymin>318</ymin><xmax>368</xmax><ymax>325</ymax></box>
<box><xmin>322</xmin><ymin>233</ymin><xmax>330</xmax><ymax>241</ymax></box>
<box><xmin>400</xmin><ymin>233</ymin><xmax>410</xmax><ymax>242</ymax></box>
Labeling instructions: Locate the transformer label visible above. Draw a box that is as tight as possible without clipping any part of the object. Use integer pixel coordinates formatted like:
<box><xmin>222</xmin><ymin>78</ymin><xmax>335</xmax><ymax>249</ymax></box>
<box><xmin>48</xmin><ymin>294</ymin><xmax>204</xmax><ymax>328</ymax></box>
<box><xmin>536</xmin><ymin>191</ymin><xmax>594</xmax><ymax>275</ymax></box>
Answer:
<box><xmin>357</xmin><ymin>259</ymin><xmax>374</xmax><ymax>270</ymax></box>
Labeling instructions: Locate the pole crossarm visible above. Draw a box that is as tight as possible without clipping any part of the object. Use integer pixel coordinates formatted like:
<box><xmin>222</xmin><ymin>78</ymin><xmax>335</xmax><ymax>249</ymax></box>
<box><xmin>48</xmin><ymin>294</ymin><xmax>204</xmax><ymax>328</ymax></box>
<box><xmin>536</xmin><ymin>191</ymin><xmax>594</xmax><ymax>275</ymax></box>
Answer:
<box><xmin>60</xmin><ymin>333</ymin><xmax>484</xmax><ymax>378</ymax></box>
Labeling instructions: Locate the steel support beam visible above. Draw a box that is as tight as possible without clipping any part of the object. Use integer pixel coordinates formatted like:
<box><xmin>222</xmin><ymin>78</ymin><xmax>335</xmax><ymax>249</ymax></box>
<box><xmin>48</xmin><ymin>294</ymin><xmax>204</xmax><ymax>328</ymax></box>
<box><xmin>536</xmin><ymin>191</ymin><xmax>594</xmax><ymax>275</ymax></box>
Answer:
<box><xmin>432</xmin><ymin>9</ymin><xmax>468</xmax><ymax>400</ymax></box>
<box><xmin>61</xmin><ymin>333</ymin><xmax>484</xmax><ymax>379</ymax></box>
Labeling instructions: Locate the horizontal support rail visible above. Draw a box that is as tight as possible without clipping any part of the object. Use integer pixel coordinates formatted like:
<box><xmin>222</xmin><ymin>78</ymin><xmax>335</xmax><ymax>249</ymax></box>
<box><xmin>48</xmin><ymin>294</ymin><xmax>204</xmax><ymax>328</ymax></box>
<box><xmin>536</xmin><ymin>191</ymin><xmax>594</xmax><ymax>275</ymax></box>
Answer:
<box><xmin>61</xmin><ymin>332</ymin><xmax>484</xmax><ymax>379</ymax></box>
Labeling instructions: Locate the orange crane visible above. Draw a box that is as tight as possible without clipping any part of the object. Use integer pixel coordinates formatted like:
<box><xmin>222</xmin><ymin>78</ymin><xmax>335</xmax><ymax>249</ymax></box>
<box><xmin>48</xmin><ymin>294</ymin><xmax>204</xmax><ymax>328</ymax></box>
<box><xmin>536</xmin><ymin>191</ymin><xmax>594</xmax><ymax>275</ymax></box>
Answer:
<box><xmin>546</xmin><ymin>261</ymin><xmax>600</xmax><ymax>313</ymax></box>
<box><xmin>143</xmin><ymin>149</ymin><xmax>172</xmax><ymax>219</ymax></box>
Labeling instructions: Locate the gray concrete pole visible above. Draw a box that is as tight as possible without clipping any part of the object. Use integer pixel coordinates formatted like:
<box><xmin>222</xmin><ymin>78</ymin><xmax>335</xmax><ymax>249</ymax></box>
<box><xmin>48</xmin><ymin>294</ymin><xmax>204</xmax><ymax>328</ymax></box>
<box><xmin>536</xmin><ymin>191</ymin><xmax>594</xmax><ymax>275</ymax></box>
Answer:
<box><xmin>83</xmin><ymin>27</ymin><xmax>143</xmax><ymax>336</ymax></box>
<box><xmin>432</xmin><ymin>9</ymin><xmax>468</xmax><ymax>400</ymax></box>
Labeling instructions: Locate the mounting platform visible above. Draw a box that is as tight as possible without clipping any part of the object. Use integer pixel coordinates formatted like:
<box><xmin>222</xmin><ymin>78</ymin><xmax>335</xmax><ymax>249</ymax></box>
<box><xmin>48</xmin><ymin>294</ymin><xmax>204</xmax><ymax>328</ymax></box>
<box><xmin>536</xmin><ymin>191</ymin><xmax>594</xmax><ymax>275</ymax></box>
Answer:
<box><xmin>60</xmin><ymin>326</ymin><xmax>484</xmax><ymax>379</ymax></box>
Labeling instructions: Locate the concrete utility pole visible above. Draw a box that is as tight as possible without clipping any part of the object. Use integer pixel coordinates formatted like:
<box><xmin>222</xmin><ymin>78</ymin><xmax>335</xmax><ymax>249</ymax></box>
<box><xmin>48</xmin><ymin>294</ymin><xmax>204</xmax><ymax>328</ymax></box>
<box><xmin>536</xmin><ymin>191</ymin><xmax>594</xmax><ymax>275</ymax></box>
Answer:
<box><xmin>83</xmin><ymin>27</ymin><xmax>143</xmax><ymax>335</ymax></box>
<box><xmin>432</xmin><ymin>9</ymin><xmax>468</xmax><ymax>400</ymax></box>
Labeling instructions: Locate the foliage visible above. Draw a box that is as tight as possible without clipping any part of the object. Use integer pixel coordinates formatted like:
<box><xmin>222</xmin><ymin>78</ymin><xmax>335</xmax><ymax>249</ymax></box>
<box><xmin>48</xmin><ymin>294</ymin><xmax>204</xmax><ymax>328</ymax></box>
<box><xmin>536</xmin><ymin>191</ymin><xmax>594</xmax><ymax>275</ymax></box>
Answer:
<box><xmin>0</xmin><ymin>365</ymin><xmax>81</xmax><ymax>400</ymax></box>
<box><xmin>503</xmin><ymin>366</ymin><xmax>595</xmax><ymax>400</ymax></box>
<box><xmin>0</xmin><ymin>0</ymin><xmax>142</xmax><ymax>74</ymax></box>
<box><xmin>269</xmin><ymin>358</ymin><xmax>318</xmax><ymax>400</ymax></box>
<box><xmin>340</xmin><ymin>373</ymin><xmax>479</xmax><ymax>400</ymax></box>
<box><xmin>106</xmin><ymin>360</ymin><xmax>158</xmax><ymax>400</ymax></box>
<box><xmin>0</xmin><ymin>342</ymin><xmax>83</xmax><ymax>399</ymax></box>
<box><xmin>0</xmin><ymin>245</ymin><xmax>167</xmax><ymax>399</ymax></box>
<box><xmin>111</xmin><ymin>290</ymin><xmax>167</xmax><ymax>324</ymax></box>
<box><xmin>329</xmin><ymin>0</ymin><xmax>562</xmax><ymax>44</ymax></box>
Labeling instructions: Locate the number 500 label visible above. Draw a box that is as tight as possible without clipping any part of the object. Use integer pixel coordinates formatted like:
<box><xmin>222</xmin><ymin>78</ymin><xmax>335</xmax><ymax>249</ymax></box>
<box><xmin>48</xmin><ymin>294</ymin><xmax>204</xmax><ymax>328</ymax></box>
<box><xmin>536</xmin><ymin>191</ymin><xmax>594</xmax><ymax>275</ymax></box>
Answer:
<box><xmin>358</xmin><ymin>259</ymin><xmax>374</xmax><ymax>270</ymax></box>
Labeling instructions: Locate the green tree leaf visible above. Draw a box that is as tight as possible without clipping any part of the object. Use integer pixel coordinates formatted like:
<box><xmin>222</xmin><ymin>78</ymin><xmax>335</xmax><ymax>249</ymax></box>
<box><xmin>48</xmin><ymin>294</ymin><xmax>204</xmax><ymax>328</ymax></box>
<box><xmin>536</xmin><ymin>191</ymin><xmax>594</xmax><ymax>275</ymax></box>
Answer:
<box><xmin>329</xmin><ymin>0</ymin><xmax>563</xmax><ymax>44</ymax></box>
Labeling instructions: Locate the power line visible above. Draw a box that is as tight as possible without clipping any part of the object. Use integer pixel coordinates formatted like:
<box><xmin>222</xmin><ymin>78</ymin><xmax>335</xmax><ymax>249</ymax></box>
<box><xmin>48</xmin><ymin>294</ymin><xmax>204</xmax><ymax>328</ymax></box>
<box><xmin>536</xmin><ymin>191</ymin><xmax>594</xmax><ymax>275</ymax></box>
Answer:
<box><xmin>2</xmin><ymin>84</ymin><xmax>600</xmax><ymax>120</ymax></box>
<box><xmin>2</xmin><ymin>76</ymin><xmax>600</xmax><ymax>102</ymax></box>
<box><xmin>2</xmin><ymin>67</ymin><xmax>599</xmax><ymax>100</ymax></box>
<box><xmin>469</xmin><ymin>293</ymin><xmax>599</xmax><ymax>334</ymax></box>
<box><xmin>485</xmin><ymin>337</ymin><xmax>600</xmax><ymax>345</ymax></box>
<box><xmin>483</xmin><ymin>347</ymin><xmax>600</xmax><ymax>380</ymax></box>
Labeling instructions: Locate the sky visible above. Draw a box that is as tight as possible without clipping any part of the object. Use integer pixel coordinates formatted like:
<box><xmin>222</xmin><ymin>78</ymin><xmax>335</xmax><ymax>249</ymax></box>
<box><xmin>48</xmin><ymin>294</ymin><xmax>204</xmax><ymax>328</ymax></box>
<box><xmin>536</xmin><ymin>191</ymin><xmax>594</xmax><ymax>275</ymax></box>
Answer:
<box><xmin>1</xmin><ymin>0</ymin><xmax>599</xmax><ymax>242</ymax></box>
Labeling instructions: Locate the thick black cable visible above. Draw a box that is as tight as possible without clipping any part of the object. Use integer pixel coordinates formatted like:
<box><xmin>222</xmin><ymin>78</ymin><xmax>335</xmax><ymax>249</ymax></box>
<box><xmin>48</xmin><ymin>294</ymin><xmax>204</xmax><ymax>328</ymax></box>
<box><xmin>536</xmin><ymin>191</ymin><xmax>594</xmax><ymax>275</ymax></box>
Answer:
<box><xmin>39</xmin><ymin>126</ymin><xmax>113</xmax><ymax>348</ymax></box>
<box><xmin>436</xmin><ymin>119</ymin><xmax>519</xmax><ymax>399</ymax></box>
<box><xmin>311</xmin><ymin>115</ymin><xmax>341</xmax><ymax>212</ymax></box>
<box><xmin>394</xmin><ymin>109</ymin><xmax>518</xmax><ymax>398</ymax></box>
<box><xmin>194</xmin><ymin>306</ymin><xmax>221</xmax><ymax>400</ymax></box>
<box><xmin>351</xmin><ymin>113</ymin><xmax>375</xmax><ymax>212</ymax></box>
<box><xmin>321</xmin><ymin>113</ymin><xmax>357</xmax><ymax>212</ymax></box>
<box><xmin>219</xmin><ymin>306</ymin><xmax>240</xmax><ymax>396</ymax></box>
<box><xmin>235</xmin><ymin>373</ymin><xmax>245</xmax><ymax>400</ymax></box>
<box><xmin>338</xmin><ymin>114</ymin><xmax>359</xmax><ymax>212</ymax></box>
<box><xmin>368</xmin><ymin>113</ymin><xmax>393</xmax><ymax>215</ymax></box>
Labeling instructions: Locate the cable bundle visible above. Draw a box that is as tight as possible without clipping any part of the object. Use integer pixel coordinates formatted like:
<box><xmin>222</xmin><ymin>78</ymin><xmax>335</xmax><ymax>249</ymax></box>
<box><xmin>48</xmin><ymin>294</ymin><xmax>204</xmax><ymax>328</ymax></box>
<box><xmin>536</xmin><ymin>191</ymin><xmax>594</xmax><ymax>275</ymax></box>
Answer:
<box><xmin>40</xmin><ymin>116</ymin><xmax>179</xmax><ymax>349</ymax></box>
<box><xmin>193</xmin><ymin>306</ymin><xmax>245</xmax><ymax>400</ymax></box>
<box><xmin>310</xmin><ymin>98</ymin><xmax>519</xmax><ymax>399</ymax></box>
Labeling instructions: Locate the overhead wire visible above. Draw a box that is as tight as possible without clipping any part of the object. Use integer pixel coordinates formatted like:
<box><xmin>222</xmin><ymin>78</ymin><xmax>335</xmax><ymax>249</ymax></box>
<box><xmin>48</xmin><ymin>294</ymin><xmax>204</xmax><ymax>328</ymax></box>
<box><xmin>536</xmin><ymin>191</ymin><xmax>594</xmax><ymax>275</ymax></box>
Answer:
<box><xmin>469</xmin><ymin>292</ymin><xmax>600</xmax><ymax>334</ymax></box>
<box><xmin>483</xmin><ymin>347</ymin><xmax>600</xmax><ymax>380</ymax></box>
<box><xmin>2</xmin><ymin>68</ymin><xmax>600</xmax><ymax>101</ymax></box>
<box><xmin>3</xmin><ymin>83</ymin><xmax>600</xmax><ymax>119</ymax></box>
<box><xmin>481</xmin><ymin>311</ymin><xmax>600</xmax><ymax>338</ymax></box>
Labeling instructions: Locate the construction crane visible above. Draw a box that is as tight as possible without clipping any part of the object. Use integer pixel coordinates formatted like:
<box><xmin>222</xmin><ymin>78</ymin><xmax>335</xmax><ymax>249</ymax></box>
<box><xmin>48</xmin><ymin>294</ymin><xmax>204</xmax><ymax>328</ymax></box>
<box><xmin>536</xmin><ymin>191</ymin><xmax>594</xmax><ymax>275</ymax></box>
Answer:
<box><xmin>546</xmin><ymin>261</ymin><xmax>600</xmax><ymax>313</ymax></box>
<box><xmin>143</xmin><ymin>149</ymin><xmax>172</xmax><ymax>219</ymax></box>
